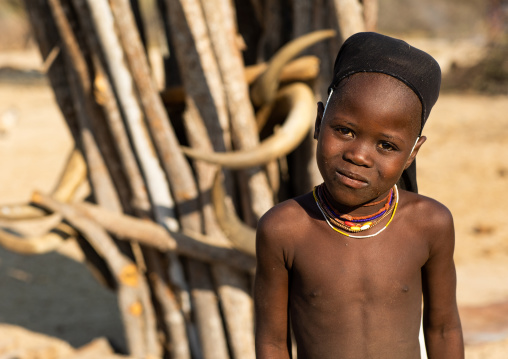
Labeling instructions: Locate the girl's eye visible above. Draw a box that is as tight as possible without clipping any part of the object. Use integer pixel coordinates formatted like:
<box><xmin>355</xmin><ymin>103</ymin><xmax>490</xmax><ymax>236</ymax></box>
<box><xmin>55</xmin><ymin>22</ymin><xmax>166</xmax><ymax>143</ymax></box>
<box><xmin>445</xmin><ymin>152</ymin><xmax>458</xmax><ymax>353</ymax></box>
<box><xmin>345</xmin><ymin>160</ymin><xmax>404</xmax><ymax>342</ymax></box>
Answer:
<box><xmin>336</xmin><ymin>127</ymin><xmax>354</xmax><ymax>137</ymax></box>
<box><xmin>378</xmin><ymin>142</ymin><xmax>396</xmax><ymax>151</ymax></box>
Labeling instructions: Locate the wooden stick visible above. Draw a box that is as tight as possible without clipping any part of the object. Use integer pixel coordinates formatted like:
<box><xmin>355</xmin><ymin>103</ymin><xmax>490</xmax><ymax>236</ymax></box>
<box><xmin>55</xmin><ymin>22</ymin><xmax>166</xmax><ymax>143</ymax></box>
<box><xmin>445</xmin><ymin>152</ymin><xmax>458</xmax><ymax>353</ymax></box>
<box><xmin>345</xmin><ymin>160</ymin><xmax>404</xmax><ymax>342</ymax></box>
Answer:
<box><xmin>84</xmin><ymin>0</ymin><xmax>179</xmax><ymax>230</ymax></box>
<box><xmin>112</xmin><ymin>4</ymin><xmax>247</xmax><ymax>358</ymax></box>
<box><xmin>108</xmin><ymin>0</ymin><xmax>202</xmax><ymax>231</ymax></box>
<box><xmin>32</xmin><ymin>192</ymin><xmax>161</xmax><ymax>357</ymax></box>
<box><xmin>247</xmin><ymin>0</ymin><xmax>263</xmax><ymax>24</ymax></box>
<box><xmin>137</xmin><ymin>0</ymin><xmax>168</xmax><ymax>90</ymax></box>
<box><xmin>285</xmin><ymin>0</ymin><xmax>336</xmax><ymax>196</ymax></box>
<box><xmin>0</xmin><ymin>226</ymin><xmax>71</xmax><ymax>255</ymax></box>
<box><xmin>81</xmin><ymin>4</ymin><xmax>194</xmax><ymax>331</ymax></box>
<box><xmin>186</xmin><ymin>260</ymin><xmax>230</xmax><ymax>359</ymax></box>
<box><xmin>165</xmin><ymin>0</ymin><xmax>231</xmax><ymax>153</ymax></box>
<box><xmin>91</xmin><ymin>57</ymin><xmax>151</xmax><ymax>214</ymax></box>
<box><xmin>257</xmin><ymin>0</ymin><xmax>282</xmax><ymax>62</ymax></box>
<box><xmin>31</xmin><ymin>196</ymin><xmax>256</xmax><ymax>272</ymax></box>
<box><xmin>362</xmin><ymin>0</ymin><xmax>378</xmax><ymax>31</ymax></box>
<box><xmin>47</xmin><ymin>1</ymin><xmax>160</xmax><ymax>356</ymax></box>
<box><xmin>329</xmin><ymin>0</ymin><xmax>366</xmax><ymax>40</ymax></box>
<box><xmin>200</xmin><ymin>0</ymin><xmax>273</xmax><ymax>223</ymax></box>
<box><xmin>47</xmin><ymin>0</ymin><xmax>123</xmax><ymax>213</ymax></box>
<box><xmin>164</xmin><ymin>3</ymin><xmax>242</xmax><ymax>356</ymax></box>
<box><xmin>23</xmin><ymin>0</ymin><xmax>81</xmax><ymax>144</ymax></box>
<box><xmin>292</xmin><ymin>0</ymin><xmax>314</xmax><ymax>38</ymax></box>
<box><xmin>212</xmin><ymin>264</ymin><xmax>255</xmax><ymax>359</ymax></box>
<box><xmin>161</xmin><ymin>0</ymin><xmax>242</xmax><ymax>352</ymax></box>
<box><xmin>0</xmin><ymin>212</ymin><xmax>63</xmax><ymax>237</ymax></box>
<box><xmin>144</xmin><ymin>248</ymin><xmax>192</xmax><ymax>359</ymax></box>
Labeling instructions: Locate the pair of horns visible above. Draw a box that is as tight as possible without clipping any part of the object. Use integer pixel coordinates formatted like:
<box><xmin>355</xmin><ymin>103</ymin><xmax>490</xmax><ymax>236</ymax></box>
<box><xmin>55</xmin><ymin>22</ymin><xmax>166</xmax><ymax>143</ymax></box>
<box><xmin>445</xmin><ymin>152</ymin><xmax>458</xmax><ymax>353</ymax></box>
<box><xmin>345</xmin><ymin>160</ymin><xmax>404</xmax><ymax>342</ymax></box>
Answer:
<box><xmin>181</xmin><ymin>82</ymin><xmax>315</xmax><ymax>169</ymax></box>
<box><xmin>181</xmin><ymin>30</ymin><xmax>336</xmax><ymax>169</ymax></box>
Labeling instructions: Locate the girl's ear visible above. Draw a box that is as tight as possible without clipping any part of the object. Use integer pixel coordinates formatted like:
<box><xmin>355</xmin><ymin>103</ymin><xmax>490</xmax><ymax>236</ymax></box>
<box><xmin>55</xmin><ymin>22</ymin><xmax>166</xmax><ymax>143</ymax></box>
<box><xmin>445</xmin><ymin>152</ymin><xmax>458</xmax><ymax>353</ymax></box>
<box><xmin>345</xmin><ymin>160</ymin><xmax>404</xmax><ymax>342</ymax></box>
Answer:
<box><xmin>404</xmin><ymin>136</ymin><xmax>427</xmax><ymax>169</ymax></box>
<box><xmin>314</xmin><ymin>102</ymin><xmax>325</xmax><ymax>140</ymax></box>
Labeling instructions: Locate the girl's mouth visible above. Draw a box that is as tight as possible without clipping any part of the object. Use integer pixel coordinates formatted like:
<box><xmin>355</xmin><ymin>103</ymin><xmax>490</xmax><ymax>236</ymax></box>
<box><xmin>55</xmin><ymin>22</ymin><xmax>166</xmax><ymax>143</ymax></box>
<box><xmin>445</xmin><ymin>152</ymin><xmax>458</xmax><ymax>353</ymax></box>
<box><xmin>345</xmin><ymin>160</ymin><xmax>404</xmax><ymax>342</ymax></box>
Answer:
<box><xmin>335</xmin><ymin>170</ymin><xmax>369</xmax><ymax>189</ymax></box>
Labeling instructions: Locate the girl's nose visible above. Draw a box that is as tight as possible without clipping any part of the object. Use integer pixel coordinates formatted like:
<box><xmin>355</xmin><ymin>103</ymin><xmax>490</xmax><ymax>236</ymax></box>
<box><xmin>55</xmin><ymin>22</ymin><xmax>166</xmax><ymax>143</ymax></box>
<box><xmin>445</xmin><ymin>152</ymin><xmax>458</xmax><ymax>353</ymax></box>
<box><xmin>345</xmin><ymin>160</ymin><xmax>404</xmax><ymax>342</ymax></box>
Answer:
<box><xmin>342</xmin><ymin>142</ymin><xmax>372</xmax><ymax>167</ymax></box>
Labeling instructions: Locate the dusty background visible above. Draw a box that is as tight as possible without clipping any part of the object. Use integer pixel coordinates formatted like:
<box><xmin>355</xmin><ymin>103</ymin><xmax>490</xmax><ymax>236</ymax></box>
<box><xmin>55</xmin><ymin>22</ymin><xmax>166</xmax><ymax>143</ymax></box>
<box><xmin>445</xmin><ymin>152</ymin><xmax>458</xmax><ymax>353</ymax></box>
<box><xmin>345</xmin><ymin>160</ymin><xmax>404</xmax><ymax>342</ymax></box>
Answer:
<box><xmin>0</xmin><ymin>0</ymin><xmax>507</xmax><ymax>357</ymax></box>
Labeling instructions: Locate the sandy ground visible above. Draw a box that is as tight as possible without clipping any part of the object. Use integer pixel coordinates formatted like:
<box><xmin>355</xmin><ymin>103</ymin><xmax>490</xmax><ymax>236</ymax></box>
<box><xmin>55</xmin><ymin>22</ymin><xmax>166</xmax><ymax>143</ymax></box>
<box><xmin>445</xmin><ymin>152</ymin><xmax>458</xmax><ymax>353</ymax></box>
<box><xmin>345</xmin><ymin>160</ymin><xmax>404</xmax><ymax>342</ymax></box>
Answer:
<box><xmin>0</xmin><ymin>46</ymin><xmax>507</xmax><ymax>357</ymax></box>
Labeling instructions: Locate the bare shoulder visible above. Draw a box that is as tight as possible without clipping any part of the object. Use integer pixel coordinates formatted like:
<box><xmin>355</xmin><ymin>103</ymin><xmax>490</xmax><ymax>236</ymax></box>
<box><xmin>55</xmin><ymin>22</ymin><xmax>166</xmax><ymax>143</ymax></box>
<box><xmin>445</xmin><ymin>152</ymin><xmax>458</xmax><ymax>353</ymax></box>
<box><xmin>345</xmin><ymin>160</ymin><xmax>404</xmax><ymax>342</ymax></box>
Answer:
<box><xmin>399</xmin><ymin>190</ymin><xmax>455</xmax><ymax>249</ymax></box>
<box><xmin>256</xmin><ymin>192</ymin><xmax>316</xmax><ymax>265</ymax></box>
<box><xmin>259</xmin><ymin>192</ymin><xmax>313</xmax><ymax>230</ymax></box>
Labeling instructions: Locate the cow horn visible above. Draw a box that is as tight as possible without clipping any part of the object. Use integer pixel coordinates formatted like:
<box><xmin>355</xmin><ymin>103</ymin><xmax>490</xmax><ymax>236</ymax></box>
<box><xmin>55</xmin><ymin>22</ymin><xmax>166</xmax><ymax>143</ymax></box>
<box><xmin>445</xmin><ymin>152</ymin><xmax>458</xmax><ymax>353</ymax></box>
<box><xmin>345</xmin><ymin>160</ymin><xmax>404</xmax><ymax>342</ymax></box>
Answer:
<box><xmin>212</xmin><ymin>171</ymin><xmax>256</xmax><ymax>256</ymax></box>
<box><xmin>251</xmin><ymin>29</ymin><xmax>335</xmax><ymax>107</ymax></box>
<box><xmin>181</xmin><ymin>82</ymin><xmax>315</xmax><ymax>169</ymax></box>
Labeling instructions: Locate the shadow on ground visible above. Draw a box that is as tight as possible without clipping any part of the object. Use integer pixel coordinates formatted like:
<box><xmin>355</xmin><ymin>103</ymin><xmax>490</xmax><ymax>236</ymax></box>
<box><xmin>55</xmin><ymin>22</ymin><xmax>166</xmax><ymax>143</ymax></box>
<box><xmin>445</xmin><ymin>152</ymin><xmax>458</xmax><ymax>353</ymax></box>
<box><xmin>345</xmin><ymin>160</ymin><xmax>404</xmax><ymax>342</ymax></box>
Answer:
<box><xmin>0</xmin><ymin>245</ymin><xmax>127</xmax><ymax>352</ymax></box>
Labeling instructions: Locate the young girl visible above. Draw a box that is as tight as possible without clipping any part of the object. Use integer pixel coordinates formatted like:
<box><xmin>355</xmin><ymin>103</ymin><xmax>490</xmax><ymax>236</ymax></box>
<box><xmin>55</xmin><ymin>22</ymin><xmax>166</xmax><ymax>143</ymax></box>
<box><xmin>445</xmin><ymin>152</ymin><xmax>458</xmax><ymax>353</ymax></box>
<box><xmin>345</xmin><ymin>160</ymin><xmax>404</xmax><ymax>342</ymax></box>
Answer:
<box><xmin>254</xmin><ymin>32</ymin><xmax>464</xmax><ymax>359</ymax></box>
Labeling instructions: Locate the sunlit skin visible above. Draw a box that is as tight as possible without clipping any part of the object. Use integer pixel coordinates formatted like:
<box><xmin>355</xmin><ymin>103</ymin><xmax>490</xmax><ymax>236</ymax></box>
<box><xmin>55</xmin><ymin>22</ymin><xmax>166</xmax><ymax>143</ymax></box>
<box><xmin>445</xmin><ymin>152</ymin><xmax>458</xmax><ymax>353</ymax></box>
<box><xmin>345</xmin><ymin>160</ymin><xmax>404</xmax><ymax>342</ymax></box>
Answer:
<box><xmin>255</xmin><ymin>73</ymin><xmax>464</xmax><ymax>358</ymax></box>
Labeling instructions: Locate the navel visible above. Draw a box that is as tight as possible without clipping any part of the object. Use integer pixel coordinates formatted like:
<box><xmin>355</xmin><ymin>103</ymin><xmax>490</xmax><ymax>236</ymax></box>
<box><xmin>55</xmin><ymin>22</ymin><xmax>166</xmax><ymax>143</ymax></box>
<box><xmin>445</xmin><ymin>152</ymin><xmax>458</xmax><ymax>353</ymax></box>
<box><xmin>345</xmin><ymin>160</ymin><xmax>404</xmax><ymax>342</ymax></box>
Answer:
<box><xmin>310</xmin><ymin>290</ymin><xmax>321</xmax><ymax>298</ymax></box>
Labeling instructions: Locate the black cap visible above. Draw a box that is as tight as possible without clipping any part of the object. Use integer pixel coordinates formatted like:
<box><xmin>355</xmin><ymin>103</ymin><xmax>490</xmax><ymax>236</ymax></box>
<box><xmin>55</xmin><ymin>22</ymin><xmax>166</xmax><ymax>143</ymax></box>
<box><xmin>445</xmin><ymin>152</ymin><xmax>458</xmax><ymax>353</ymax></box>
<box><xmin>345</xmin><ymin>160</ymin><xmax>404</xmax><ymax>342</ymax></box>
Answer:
<box><xmin>329</xmin><ymin>32</ymin><xmax>441</xmax><ymax>133</ymax></box>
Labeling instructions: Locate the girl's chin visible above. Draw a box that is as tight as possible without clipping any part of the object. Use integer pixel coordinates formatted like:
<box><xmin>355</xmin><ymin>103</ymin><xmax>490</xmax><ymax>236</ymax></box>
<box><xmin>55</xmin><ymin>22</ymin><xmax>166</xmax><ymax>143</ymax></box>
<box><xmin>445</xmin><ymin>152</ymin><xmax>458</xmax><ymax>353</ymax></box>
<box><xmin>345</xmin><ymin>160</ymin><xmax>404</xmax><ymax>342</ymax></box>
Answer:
<box><xmin>323</xmin><ymin>183</ymin><xmax>387</xmax><ymax>208</ymax></box>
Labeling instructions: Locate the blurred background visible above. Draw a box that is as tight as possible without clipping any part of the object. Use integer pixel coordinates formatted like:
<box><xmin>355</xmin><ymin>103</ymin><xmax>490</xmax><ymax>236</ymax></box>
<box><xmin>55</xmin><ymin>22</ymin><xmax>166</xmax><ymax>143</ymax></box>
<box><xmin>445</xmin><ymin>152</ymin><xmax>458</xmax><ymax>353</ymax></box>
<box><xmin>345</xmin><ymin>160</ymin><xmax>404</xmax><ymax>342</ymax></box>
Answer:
<box><xmin>0</xmin><ymin>0</ymin><xmax>507</xmax><ymax>358</ymax></box>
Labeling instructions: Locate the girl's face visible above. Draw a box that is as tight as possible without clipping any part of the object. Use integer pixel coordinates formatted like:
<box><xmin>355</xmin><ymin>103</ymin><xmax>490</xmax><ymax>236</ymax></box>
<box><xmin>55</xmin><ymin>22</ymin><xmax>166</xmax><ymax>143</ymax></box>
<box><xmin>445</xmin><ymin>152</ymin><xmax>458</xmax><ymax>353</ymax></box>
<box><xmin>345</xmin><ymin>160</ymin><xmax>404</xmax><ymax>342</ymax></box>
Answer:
<box><xmin>314</xmin><ymin>73</ymin><xmax>425</xmax><ymax>209</ymax></box>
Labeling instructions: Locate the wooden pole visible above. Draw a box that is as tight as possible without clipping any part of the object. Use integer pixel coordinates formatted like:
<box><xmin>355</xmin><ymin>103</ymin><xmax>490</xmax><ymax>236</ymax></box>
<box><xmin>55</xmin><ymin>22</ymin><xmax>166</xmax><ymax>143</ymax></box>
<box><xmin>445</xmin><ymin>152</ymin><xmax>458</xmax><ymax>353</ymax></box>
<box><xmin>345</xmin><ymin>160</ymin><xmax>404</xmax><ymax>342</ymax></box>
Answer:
<box><xmin>108</xmin><ymin>0</ymin><xmax>203</xmax><ymax>230</ymax></box>
<box><xmin>47</xmin><ymin>0</ymin><xmax>123</xmax><ymax>213</ymax></box>
<box><xmin>165</xmin><ymin>2</ymin><xmax>258</xmax><ymax>358</ymax></box>
<box><xmin>362</xmin><ymin>0</ymin><xmax>378</xmax><ymax>31</ymax></box>
<box><xmin>200</xmin><ymin>0</ymin><xmax>273</xmax><ymax>223</ymax></box>
<box><xmin>329</xmin><ymin>0</ymin><xmax>366</xmax><ymax>40</ymax></box>
<box><xmin>47</xmin><ymin>1</ymin><xmax>162</xmax><ymax>355</ymax></box>
<box><xmin>92</xmin><ymin>58</ymin><xmax>152</xmax><ymax>214</ymax></box>
<box><xmin>23</xmin><ymin>0</ymin><xmax>81</xmax><ymax>145</ymax></box>
<box><xmin>84</xmin><ymin>0</ymin><xmax>179</xmax><ymax>229</ymax></box>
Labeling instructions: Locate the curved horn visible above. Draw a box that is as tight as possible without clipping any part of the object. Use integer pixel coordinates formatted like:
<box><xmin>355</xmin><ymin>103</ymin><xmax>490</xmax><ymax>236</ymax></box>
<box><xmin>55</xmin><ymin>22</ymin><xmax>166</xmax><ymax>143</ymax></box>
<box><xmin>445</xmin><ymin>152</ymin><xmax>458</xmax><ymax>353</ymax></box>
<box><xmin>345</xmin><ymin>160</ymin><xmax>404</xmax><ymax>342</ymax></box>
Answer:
<box><xmin>251</xmin><ymin>29</ymin><xmax>335</xmax><ymax>106</ymax></box>
<box><xmin>212</xmin><ymin>172</ymin><xmax>256</xmax><ymax>256</ymax></box>
<box><xmin>245</xmin><ymin>55</ymin><xmax>321</xmax><ymax>85</ymax></box>
<box><xmin>181</xmin><ymin>82</ymin><xmax>315</xmax><ymax>169</ymax></box>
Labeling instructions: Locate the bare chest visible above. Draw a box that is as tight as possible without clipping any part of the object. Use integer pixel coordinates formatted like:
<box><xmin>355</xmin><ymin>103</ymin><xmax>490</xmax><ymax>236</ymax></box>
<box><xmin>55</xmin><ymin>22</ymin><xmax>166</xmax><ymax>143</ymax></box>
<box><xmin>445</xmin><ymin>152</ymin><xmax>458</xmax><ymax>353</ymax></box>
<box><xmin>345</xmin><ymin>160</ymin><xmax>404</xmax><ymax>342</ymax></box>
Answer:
<box><xmin>289</xmin><ymin>227</ymin><xmax>429</xmax><ymax>309</ymax></box>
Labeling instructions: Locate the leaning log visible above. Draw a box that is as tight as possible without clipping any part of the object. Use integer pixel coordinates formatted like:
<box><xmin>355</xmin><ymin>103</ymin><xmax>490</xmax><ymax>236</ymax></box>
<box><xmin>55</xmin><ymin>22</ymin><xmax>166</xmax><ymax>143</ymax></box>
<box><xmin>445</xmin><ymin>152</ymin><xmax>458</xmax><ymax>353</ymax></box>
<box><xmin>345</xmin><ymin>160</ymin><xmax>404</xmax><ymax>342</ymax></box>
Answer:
<box><xmin>29</xmin><ymin>196</ymin><xmax>256</xmax><ymax>272</ymax></box>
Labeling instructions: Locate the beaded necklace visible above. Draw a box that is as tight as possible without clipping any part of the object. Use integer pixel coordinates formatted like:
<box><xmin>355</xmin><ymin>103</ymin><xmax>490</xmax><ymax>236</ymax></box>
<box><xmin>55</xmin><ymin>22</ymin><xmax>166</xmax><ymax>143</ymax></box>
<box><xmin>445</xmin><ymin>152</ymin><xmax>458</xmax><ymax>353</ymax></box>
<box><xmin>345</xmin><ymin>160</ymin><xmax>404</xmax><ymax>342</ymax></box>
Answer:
<box><xmin>319</xmin><ymin>184</ymin><xmax>393</xmax><ymax>222</ymax></box>
<box><xmin>316</xmin><ymin>183</ymin><xmax>394</xmax><ymax>231</ymax></box>
<box><xmin>313</xmin><ymin>184</ymin><xmax>399</xmax><ymax>239</ymax></box>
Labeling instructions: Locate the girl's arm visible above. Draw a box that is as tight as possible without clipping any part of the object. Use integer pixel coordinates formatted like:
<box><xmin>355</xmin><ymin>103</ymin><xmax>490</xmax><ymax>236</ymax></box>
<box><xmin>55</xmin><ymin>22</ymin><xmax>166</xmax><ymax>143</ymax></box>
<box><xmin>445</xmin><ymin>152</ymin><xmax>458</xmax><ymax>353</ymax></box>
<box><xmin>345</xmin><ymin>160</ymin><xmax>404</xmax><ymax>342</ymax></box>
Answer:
<box><xmin>254</xmin><ymin>209</ymin><xmax>292</xmax><ymax>359</ymax></box>
<box><xmin>422</xmin><ymin>204</ymin><xmax>464</xmax><ymax>359</ymax></box>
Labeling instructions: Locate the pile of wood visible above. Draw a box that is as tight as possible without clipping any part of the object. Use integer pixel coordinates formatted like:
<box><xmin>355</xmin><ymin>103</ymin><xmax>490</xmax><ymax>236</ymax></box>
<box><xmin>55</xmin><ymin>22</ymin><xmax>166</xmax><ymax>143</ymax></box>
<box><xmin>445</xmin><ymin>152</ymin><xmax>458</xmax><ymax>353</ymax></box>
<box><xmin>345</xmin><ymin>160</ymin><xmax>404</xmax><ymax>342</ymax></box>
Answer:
<box><xmin>1</xmin><ymin>0</ymin><xmax>375</xmax><ymax>357</ymax></box>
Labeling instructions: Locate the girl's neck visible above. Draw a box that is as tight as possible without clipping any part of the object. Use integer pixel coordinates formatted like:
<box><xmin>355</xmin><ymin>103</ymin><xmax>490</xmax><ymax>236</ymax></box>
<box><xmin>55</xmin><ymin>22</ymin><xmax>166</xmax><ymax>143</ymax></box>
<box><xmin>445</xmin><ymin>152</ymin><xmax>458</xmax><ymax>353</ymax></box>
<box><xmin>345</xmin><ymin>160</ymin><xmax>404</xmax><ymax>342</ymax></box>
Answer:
<box><xmin>321</xmin><ymin>183</ymin><xmax>393</xmax><ymax>218</ymax></box>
